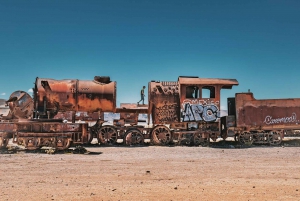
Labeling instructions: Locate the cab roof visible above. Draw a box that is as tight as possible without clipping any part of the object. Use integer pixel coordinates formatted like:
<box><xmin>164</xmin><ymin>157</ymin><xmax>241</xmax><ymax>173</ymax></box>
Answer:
<box><xmin>178</xmin><ymin>76</ymin><xmax>239</xmax><ymax>89</ymax></box>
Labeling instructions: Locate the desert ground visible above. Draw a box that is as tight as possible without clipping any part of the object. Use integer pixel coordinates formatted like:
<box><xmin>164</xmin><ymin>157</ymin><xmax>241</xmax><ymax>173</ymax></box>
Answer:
<box><xmin>1</xmin><ymin>141</ymin><xmax>300</xmax><ymax>201</ymax></box>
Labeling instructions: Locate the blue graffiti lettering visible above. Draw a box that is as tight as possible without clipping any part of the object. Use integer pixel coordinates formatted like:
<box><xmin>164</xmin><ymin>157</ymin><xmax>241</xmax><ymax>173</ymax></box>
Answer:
<box><xmin>182</xmin><ymin>103</ymin><xmax>219</xmax><ymax>122</ymax></box>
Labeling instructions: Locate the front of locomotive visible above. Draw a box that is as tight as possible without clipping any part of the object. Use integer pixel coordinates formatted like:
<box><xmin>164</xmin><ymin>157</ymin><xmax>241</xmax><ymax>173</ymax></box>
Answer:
<box><xmin>29</xmin><ymin>76</ymin><xmax>117</xmax><ymax>148</ymax></box>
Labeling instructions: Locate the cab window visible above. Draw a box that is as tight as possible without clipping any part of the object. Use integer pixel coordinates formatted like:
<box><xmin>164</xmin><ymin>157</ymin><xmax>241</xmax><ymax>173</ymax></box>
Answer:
<box><xmin>202</xmin><ymin>86</ymin><xmax>215</xmax><ymax>98</ymax></box>
<box><xmin>186</xmin><ymin>86</ymin><xmax>199</xmax><ymax>98</ymax></box>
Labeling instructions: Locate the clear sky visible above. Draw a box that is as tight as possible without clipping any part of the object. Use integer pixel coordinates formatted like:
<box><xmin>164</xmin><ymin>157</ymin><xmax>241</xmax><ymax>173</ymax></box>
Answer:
<box><xmin>0</xmin><ymin>0</ymin><xmax>299</xmax><ymax>110</ymax></box>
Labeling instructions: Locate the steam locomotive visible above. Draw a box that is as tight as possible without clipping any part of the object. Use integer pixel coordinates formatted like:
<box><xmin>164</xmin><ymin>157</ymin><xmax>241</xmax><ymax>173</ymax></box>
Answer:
<box><xmin>0</xmin><ymin>75</ymin><xmax>299</xmax><ymax>150</ymax></box>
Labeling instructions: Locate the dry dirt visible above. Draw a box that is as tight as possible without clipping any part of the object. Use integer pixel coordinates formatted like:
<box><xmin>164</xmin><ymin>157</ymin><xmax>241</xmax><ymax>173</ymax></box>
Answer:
<box><xmin>1</xmin><ymin>143</ymin><xmax>300</xmax><ymax>201</ymax></box>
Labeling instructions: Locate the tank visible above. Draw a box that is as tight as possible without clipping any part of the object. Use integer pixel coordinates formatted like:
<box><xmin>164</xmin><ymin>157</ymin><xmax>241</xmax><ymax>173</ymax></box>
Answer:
<box><xmin>223</xmin><ymin>92</ymin><xmax>300</xmax><ymax>146</ymax></box>
<box><xmin>235</xmin><ymin>92</ymin><xmax>300</xmax><ymax>130</ymax></box>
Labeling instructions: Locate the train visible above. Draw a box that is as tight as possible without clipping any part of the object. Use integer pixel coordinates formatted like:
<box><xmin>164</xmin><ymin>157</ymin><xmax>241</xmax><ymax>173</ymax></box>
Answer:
<box><xmin>0</xmin><ymin>75</ymin><xmax>299</xmax><ymax>150</ymax></box>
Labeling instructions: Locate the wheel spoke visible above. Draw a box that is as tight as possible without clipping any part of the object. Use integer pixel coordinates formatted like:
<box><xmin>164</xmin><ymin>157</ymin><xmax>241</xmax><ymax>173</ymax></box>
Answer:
<box><xmin>193</xmin><ymin>133</ymin><xmax>208</xmax><ymax>147</ymax></box>
<box><xmin>97</xmin><ymin>126</ymin><xmax>118</xmax><ymax>145</ymax></box>
<box><xmin>124</xmin><ymin>129</ymin><xmax>144</xmax><ymax>146</ymax></box>
<box><xmin>268</xmin><ymin>131</ymin><xmax>282</xmax><ymax>146</ymax></box>
<box><xmin>151</xmin><ymin>125</ymin><xmax>171</xmax><ymax>145</ymax></box>
<box><xmin>239</xmin><ymin>132</ymin><xmax>253</xmax><ymax>145</ymax></box>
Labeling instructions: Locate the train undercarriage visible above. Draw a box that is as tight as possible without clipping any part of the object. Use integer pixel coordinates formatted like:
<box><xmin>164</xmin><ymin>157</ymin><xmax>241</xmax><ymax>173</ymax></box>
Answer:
<box><xmin>229</xmin><ymin>130</ymin><xmax>284</xmax><ymax>146</ymax></box>
<box><xmin>1</xmin><ymin>123</ymin><xmax>299</xmax><ymax>151</ymax></box>
<box><xmin>0</xmin><ymin>120</ymin><xmax>89</xmax><ymax>150</ymax></box>
<box><xmin>2</xmin><ymin>114</ymin><xmax>299</xmax><ymax>151</ymax></box>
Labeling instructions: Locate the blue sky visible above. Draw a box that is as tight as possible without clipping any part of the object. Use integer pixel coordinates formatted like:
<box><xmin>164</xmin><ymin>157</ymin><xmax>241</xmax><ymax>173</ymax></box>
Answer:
<box><xmin>0</xmin><ymin>0</ymin><xmax>299</xmax><ymax>109</ymax></box>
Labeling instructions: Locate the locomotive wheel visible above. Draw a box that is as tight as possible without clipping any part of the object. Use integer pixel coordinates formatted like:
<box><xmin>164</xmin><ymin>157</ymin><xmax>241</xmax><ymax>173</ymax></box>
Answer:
<box><xmin>97</xmin><ymin>125</ymin><xmax>118</xmax><ymax>145</ymax></box>
<box><xmin>25</xmin><ymin>137</ymin><xmax>41</xmax><ymax>150</ymax></box>
<box><xmin>239</xmin><ymin>132</ymin><xmax>253</xmax><ymax>145</ymax></box>
<box><xmin>124</xmin><ymin>129</ymin><xmax>144</xmax><ymax>146</ymax></box>
<box><xmin>0</xmin><ymin>137</ymin><xmax>9</xmax><ymax>149</ymax></box>
<box><xmin>268</xmin><ymin>131</ymin><xmax>282</xmax><ymax>146</ymax></box>
<box><xmin>193</xmin><ymin>133</ymin><xmax>209</xmax><ymax>147</ymax></box>
<box><xmin>56</xmin><ymin>137</ymin><xmax>71</xmax><ymax>150</ymax></box>
<box><xmin>151</xmin><ymin>125</ymin><xmax>172</xmax><ymax>145</ymax></box>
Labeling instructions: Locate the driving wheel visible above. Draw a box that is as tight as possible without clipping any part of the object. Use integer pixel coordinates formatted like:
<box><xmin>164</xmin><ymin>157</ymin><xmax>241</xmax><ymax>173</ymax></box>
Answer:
<box><xmin>97</xmin><ymin>125</ymin><xmax>118</xmax><ymax>145</ymax></box>
<box><xmin>151</xmin><ymin>125</ymin><xmax>172</xmax><ymax>145</ymax></box>
<box><xmin>124</xmin><ymin>129</ymin><xmax>144</xmax><ymax>146</ymax></box>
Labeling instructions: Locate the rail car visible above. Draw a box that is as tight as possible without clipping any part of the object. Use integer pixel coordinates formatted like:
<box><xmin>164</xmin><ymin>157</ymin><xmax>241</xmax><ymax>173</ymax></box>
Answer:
<box><xmin>221</xmin><ymin>92</ymin><xmax>300</xmax><ymax>145</ymax></box>
<box><xmin>0</xmin><ymin>75</ymin><xmax>300</xmax><ymax>150</ymax></box>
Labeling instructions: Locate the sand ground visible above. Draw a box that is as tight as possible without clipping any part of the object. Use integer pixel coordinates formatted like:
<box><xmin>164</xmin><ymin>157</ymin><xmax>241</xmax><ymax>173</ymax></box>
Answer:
<box><xmin>1</xmin><ymin>143</ymin><xmax>300</xmax><ymax>201</ymax></box>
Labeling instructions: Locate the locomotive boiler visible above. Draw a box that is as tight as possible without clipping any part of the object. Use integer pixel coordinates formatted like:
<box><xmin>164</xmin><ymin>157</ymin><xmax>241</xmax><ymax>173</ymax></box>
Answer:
<box><xmin>34</xmin><ymin>76</ymin><xmax>116</xmax><ymax>119</ymax></box>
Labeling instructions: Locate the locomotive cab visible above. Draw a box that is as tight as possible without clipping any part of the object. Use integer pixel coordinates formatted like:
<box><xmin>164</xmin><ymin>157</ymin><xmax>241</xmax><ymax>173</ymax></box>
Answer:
<box><xmin>178</xmin><ymin>76</ymin><xmax>238</xmax><ymax>141</ymax></box>
<box><xmin>178</xmin><ymin>76</ymin><xmax>238</xmax><ymax>123</ymax></box>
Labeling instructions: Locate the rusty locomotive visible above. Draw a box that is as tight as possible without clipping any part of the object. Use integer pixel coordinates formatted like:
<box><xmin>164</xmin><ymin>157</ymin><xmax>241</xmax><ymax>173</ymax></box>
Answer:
<box><xmin>0</xmin><ymin>75</ymin><xmax>299</xmax><ymax>150</ymax></box>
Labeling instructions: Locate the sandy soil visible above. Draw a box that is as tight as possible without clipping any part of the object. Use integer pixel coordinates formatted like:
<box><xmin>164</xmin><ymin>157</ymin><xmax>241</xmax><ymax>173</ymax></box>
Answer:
<box><xmin>1</xmin><ymin>144</ymin><xmax>300</xmax><ymax>201</ymax></box>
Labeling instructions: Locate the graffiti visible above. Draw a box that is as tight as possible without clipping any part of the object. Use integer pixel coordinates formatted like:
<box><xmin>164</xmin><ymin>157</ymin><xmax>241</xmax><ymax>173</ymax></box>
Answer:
<box><xmin>156</xmin><ymin>103</ymin><xmax>178</xmax><ymax>122</ymax></box>
<box><xmin>181</xmin><ymin>102</ymin><xmax>220</xmax><ymax>122</ymax></box>
<box><xmin>264</xmin><ymin>113</ymin><xmax>299</xmax><ymax>125</ymax></box>
<box><xmin>198</xmin><ymin>99</ymin><xmax>219</xmax><ymax>106</ymax></box>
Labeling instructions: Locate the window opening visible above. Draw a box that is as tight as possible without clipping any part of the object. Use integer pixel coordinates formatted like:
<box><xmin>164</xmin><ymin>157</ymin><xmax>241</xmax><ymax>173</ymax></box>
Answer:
<box><xmin>186</xmin><ymin>86</ymin><xmax>199</xmax><ymax>98</ymax></box>
<box><xmin>202</xmin><ymin>86</ymin><xmax>215</xmax><ymax>98</ymax></box>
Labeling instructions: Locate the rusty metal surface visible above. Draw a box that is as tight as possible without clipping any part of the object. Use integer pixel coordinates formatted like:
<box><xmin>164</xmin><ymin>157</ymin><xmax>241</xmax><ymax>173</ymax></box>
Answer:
<box><xmin>0</xmin><ymin>122</ymin><xmax>16</xmax><ymax>133</ymax></box>
<box><xmin>236</xmin><ymin>93</ymin><xmax>300</xmax><ymax>130</ymax></box>
<box><xmin>5</xmin><ymin>91</ymin><xmax>34</xmax><ymax>120</ymax></box>
<box><xmin>16</xmin><ymin>122</ymin><xmax>84</xmax><ymax>132</ymax></box>
<box><xmin>53</xmin><ymin>111</ymin><xmax>103</xmax><ymax>122</ymax></box>
<box><xmin>149</xmin><ymin>80</ymin><xmax>180</xmax><ymax>124</ymax></box>
<box><xmin>148</xmin><ymin>76</ymin><xmax>238</xmax><ymax>125</ymax></box>
<box><xmin>77</xmin><ymin>79</ymin><xmax>116</xmax><ymax>112</ymax></box>
<box><xmin>1</xmin><ymin>120</ymin><xmax>89</xmax><ymax>149</ymax></box>
<box><xmin>116</xmin><ymin>108</ymin><xmax>148</xmax><ymax>113</ymax></box>
<box><xmin>34</xmin><ymin>76</ymin><xmax>116</xmax><ymax>118</ymax></box>
<box><xmin>119</xmin><ymin>113</ymin><xmax>138</xmax><ymax>124</ymax></box>
<box><xmin>178</xmin><ymin>76</ymin><xmax>238</xmax><ymax>89</ymax></box>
